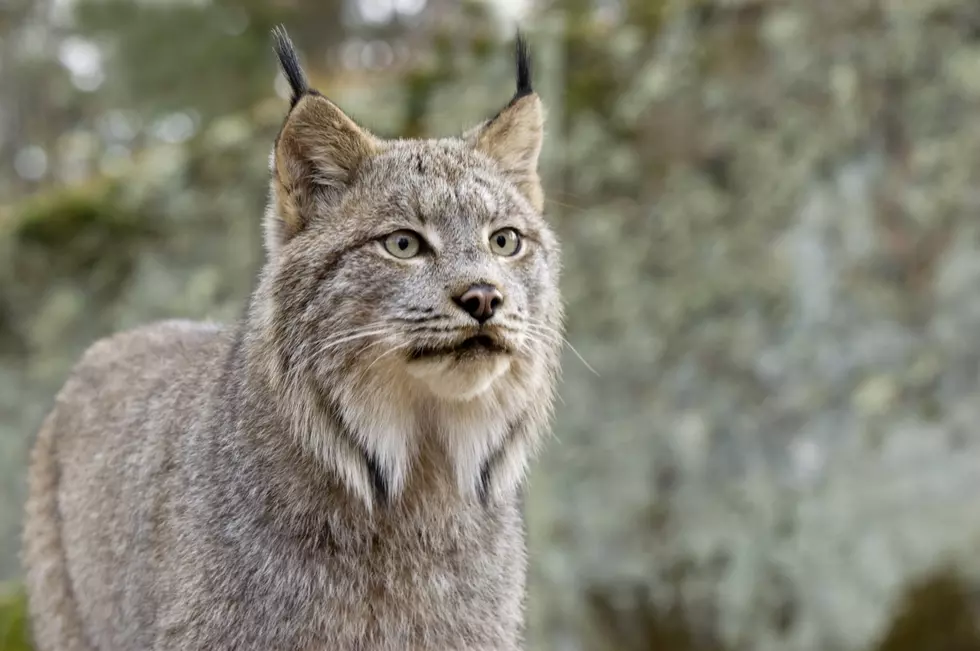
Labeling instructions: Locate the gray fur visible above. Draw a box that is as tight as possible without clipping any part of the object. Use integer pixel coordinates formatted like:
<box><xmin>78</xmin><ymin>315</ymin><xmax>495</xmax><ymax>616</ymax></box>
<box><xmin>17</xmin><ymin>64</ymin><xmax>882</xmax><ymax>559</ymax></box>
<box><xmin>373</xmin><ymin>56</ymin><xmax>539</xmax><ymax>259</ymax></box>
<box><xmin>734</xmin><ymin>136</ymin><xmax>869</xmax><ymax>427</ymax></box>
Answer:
<box><xmin>22</xmin><ymin>31</ymin><xmax>563</xmax><ymax>651</ymax></box>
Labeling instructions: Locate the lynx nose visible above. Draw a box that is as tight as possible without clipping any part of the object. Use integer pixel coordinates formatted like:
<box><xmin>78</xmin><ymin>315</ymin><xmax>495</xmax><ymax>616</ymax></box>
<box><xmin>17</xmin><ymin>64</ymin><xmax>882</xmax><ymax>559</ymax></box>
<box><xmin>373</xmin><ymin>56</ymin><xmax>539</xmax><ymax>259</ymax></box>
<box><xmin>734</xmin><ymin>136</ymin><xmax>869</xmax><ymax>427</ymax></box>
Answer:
<box><xmin>453</xmin><ymin>284</ymin><xmax>503</xmax><ymax>324</ymax></box>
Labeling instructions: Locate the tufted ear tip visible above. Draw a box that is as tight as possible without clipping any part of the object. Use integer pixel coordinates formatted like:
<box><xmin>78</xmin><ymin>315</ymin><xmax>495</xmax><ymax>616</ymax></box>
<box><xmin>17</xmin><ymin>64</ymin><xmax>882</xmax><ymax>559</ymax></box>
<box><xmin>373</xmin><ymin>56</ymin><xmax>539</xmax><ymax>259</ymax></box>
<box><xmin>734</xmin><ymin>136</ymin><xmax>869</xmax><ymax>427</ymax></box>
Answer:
<box><xmin>461</xmin><ymin>32</ymin><xmax>545</xmax><ymax>212</ymax></box>
<box><xmin>271</xmin><ymin>26</ymin><xmax>310</xmax><ymax>109</ymax></box>
<box><xmin>514</xmin><ymin>30</ymin><xmax>533</xmax><ymax>100</ymax></box>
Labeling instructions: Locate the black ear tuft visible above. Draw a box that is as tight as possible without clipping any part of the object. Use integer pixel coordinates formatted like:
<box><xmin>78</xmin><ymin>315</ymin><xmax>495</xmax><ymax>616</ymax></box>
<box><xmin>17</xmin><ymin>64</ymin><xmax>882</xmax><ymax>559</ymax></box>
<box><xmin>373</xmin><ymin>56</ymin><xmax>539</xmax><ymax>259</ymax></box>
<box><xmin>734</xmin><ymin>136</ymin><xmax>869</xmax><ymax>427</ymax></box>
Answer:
<box><xmin>514</xmin><ymin>31</ymin><xmax>533</xmax><ymax>100</ymax></box>
<box><xmin>272</xmin><ymin>25</ymin><xmax>309</xmax><ymax>108</ymax></box>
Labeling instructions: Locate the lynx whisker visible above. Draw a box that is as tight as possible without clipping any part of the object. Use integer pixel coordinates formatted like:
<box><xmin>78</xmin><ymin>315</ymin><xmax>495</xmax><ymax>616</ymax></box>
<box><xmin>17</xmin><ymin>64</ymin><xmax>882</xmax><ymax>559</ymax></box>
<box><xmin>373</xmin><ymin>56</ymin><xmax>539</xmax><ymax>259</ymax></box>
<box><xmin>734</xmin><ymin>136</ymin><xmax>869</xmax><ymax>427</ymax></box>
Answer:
<box><xmin>313</xmin><ymin>327</ymin><xmax>394</xmax><ymax>356</ymax></box>
<box><xmin>524</xmin><ymin>320</ymin><xmax>599</xmax><ymax>376</ymax></box>
<box><xmin>353</xmin><ymin>341</ymin><xmax>413</xmax><ymax>386</ymax></box>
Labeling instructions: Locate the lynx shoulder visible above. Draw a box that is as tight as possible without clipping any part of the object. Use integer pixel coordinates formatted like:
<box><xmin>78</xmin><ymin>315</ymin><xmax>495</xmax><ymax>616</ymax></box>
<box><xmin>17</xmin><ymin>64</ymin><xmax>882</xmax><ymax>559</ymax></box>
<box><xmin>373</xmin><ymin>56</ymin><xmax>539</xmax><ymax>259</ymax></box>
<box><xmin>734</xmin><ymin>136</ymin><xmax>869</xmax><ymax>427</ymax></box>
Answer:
<box><xmin>22</xmin><ymin>27</ymin><xmax>563</xmax><ymax>651</ymax></box>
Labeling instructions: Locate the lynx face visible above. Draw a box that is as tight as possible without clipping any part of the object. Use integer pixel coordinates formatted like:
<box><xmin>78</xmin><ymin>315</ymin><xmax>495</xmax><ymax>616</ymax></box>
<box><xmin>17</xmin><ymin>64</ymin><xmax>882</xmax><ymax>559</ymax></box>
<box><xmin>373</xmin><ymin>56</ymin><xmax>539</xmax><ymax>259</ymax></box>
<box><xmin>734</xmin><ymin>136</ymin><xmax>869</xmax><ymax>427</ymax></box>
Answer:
<box><xmin>250</xmin><ymin>29</ymin><xmax>563</xmax><ymax>502</ymax></box>
<box><xmin>271</xmin><ymin>139</ymin><xmax>560</xmax><ymax>403</ymax></box>
<box><xmin>260</xmin><ymin>31</ymin><xmax>561</xmax><ymax>405</ymax></box>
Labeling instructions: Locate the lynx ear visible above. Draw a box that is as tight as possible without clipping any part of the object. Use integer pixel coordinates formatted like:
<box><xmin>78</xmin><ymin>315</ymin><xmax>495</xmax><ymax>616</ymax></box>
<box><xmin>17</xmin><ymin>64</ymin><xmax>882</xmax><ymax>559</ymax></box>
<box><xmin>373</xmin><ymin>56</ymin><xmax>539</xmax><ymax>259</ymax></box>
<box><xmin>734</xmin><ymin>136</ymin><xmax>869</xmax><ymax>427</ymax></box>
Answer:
<box><xmin>267</xmin><ymin>27</ymin><xmax>378</xmax><ymax>251</ymax></box>
<box><xmin>466</xmin><ymin>33</ymin><xmax>545</xmax><ymax>213</ymax></box>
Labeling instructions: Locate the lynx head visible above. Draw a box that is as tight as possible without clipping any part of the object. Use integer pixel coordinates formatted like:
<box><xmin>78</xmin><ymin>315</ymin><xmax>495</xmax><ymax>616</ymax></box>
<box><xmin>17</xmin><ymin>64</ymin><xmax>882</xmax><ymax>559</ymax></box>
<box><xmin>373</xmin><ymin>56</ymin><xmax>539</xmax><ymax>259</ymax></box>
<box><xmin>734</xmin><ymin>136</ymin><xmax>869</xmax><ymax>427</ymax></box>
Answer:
<box><xmin>247</xmin><ymin>27</ymin><xmax>563</xmax><ymax>508</ymax></box>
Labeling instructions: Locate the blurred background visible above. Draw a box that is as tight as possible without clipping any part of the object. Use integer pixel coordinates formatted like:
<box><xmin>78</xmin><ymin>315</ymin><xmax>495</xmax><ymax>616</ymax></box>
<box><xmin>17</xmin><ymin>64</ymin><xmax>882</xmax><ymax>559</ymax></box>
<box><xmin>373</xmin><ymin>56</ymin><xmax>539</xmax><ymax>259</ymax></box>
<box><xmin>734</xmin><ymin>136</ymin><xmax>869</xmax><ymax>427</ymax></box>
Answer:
<box><xmin>3</xmin><ymin>0</ymin><xmax>980</xmax><ymax>649</ymax></box>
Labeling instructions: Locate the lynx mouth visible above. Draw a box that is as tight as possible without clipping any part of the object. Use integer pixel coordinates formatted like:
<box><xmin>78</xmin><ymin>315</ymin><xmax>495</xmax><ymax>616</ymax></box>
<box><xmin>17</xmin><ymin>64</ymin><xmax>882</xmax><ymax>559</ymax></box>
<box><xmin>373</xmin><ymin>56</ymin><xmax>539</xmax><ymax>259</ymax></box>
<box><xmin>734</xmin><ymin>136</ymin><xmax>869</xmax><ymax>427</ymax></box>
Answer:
<box><xmin>408</xmin><ymin>334</ymin><xmax>509</xmax><ymax>361</ymax></box>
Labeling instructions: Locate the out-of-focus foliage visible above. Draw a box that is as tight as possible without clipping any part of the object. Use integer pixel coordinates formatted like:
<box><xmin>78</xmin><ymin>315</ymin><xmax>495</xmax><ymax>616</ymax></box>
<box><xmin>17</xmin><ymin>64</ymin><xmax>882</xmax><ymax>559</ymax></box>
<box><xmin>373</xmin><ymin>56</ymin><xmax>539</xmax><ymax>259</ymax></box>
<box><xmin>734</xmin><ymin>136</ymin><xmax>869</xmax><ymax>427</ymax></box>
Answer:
<box><xmin>5</xmin><ymin>0</ymin><xmax>980</xmax><ymax>650</ymax></box>
<box><xmin>0</xmin><ymin>587</ymin><xmax>29</xmax><ymax>651</ymax></box>
<box><xmin>873</xmin><ymin>571</ymin><xmax>980</xmax><ymax>651</ymax></box>
<box><xmin>72</xmin><ymin>0</ymin><xmax>332</xmax><ymax>119</ymax></box>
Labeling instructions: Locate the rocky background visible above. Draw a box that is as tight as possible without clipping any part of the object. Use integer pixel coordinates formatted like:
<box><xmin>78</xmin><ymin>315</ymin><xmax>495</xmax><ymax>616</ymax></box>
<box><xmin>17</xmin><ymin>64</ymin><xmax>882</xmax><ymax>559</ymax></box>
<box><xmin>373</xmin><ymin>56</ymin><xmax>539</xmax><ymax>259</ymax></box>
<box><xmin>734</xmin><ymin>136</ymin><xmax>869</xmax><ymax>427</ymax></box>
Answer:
<box><xmin>4</xmin><ymin>0</ymin><xmax>980</xmax><ymax>649</ymax></box>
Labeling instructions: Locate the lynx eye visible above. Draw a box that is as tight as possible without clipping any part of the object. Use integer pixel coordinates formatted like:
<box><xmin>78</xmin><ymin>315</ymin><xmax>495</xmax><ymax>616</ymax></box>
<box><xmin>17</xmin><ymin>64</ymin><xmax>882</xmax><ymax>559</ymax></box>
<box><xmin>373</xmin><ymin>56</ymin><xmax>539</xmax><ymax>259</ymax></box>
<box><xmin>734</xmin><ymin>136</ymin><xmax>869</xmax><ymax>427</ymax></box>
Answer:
<box><xmin>489</xmin><ymin>228</ymin><xmax>522</xmax><ymax>257</ymax></box>
<box><xmin>382</xmin><ymin>230</ymin><xmax>423</xmax><ymax>259</ymax></box>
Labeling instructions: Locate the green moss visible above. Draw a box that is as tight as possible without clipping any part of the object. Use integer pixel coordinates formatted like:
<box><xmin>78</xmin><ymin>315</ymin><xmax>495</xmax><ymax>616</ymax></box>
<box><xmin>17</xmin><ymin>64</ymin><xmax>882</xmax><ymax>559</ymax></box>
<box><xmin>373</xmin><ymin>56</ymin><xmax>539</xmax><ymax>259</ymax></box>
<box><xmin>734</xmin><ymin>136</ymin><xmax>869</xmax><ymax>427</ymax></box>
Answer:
<box><xmin>0</xmin><ymin>586</ymin><xmax>32</xmax><ymax>651</ymax></box>
<box><xmin>623</xmin><ymin>0</ymin><xmax>670</xmax><ymax>40</ymax></box>
<box><xmin>10</xmin><ymin>182</ymin><xmax>142</xmax><ymax>250</ymax></box>
<box><xmin>2</xmin><ymin>181</ymin><xmax>156</xmax><ymax>296</ymax></box>
<box><xmin>584</xmin><ymin>584</ymin><xmax>730</xmax><ymax>651</ymax></box>
<box><xmin>873</xmin><ymin>570</ymin><xmax>980</xmax><ymax>651</ymax></box>
<box><xmin>580</xmin><ymin>569</ymin><xmax>980</xmax><ymax>651</ymax></box>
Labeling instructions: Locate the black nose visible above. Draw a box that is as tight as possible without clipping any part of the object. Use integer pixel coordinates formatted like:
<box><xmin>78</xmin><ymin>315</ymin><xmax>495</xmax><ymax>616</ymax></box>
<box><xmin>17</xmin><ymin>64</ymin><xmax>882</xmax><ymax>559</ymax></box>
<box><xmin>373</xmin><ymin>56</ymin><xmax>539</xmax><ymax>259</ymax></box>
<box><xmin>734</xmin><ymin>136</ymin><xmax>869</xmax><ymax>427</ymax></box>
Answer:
<box><xmin>453</xmin><ymin>284</ymin><xmax>503</xmax><ymax>323</ymax></box>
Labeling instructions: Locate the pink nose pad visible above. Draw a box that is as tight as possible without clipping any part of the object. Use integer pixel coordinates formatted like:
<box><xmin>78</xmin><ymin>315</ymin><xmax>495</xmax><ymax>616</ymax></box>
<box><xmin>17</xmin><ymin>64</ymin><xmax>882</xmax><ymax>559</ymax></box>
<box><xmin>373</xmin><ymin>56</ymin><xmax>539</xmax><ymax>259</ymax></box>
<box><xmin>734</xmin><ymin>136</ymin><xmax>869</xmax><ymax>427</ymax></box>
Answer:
<box><xmin>452</xmin><ymin>284</ymin><xmax>504</xmax><ymax>324</ymax></box>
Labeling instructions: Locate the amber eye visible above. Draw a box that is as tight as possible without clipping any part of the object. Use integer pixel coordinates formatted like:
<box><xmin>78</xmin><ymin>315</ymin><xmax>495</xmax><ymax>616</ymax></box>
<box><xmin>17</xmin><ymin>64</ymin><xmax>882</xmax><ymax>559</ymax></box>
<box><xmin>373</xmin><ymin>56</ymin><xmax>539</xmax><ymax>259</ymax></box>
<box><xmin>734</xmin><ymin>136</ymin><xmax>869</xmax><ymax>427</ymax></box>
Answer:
<box><xmin>382</xmin><ymin>230</ymin><xmax>423</xmax><ymax>259</ymax></box>
<box><xmin>489</xmin><ymin>228</ymin><xmax>521</xmax><ymax>257</ymax></box>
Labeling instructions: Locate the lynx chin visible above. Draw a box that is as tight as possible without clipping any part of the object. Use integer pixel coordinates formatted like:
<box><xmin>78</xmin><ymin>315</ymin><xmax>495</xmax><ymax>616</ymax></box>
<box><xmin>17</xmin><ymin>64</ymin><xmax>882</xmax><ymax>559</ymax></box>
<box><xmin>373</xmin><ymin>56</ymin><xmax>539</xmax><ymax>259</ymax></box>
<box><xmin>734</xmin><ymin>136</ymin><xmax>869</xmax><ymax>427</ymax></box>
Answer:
<box><xmin>22</xmin><ymin>25</ymin><xmax>564</xmax><ymax>651</ymax></box>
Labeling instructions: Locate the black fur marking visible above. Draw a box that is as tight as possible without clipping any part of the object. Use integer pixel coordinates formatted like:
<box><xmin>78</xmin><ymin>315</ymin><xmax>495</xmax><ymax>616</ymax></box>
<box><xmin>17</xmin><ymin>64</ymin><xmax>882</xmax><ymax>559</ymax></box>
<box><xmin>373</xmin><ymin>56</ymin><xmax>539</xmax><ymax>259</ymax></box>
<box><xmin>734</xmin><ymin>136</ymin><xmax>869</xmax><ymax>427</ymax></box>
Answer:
<box><xmin>364</xmin><ymin>453</ymin><xmax>389</xmax><ymax>506</ymax></box>
<box><xmin>272</xmin><ymin>25</ymin><xmax>309</xmax><ymax>108</ymax></box>
<box><xmin>513</xmin><ymin>31</ymin><xmax>533</xmax><ymax>101</ymax></box>
<box><xmin>486</xmin><ymin>32</ymin><xmax>536</xmax><ymax>125</ymax></box>
<box><xmin>477</xmin><ymin>420</ymin><xmax>521</xmax><ymax>505</ymax></box>
<box><xmin>321</xmin><ymin>394</ymin><xmax>390</xmax><ymax>505</ymax></box>
<box><xmin>478</xmin><ymin>462</ymin><xmax>493</xmax><ymax>506</ymax></box>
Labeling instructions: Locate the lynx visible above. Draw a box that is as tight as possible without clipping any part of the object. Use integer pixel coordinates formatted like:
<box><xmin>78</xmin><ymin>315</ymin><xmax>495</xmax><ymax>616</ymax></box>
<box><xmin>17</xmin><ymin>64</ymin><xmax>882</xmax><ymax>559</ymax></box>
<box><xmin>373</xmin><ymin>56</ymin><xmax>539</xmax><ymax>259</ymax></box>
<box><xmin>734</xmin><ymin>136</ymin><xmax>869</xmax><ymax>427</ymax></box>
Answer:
<box><xmin>22</xmin><ymin>26</ymin><xmax>563</xmax><ymax>651</ymax></box>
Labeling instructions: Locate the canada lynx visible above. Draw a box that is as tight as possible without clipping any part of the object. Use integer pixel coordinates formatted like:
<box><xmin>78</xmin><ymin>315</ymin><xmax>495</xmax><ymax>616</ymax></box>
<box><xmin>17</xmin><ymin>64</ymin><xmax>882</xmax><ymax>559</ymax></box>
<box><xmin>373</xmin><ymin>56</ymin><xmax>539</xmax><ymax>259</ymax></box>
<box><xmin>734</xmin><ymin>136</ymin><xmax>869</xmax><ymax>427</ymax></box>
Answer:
<box><xmin>22</xmin><ymin>26</ymin><xmax>563</xmax><ymax>651</ymax></box>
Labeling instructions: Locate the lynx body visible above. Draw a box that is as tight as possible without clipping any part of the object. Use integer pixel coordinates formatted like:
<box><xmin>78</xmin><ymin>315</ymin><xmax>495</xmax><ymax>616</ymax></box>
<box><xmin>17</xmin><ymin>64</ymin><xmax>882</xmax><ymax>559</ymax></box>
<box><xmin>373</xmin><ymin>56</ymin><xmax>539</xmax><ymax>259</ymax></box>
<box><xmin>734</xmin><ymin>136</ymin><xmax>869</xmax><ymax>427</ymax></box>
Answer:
<box><xmin>22</xmin><ymin>28</ymin><xmax>563</xmax><ymax>651</ymax></box>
